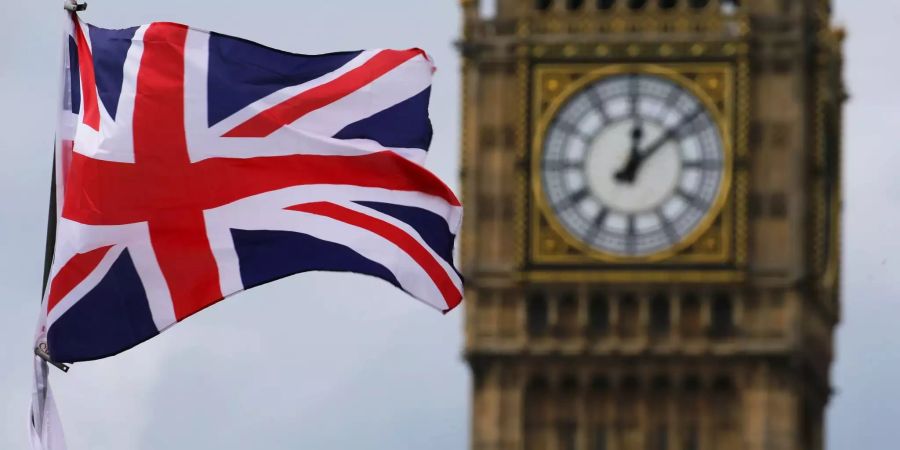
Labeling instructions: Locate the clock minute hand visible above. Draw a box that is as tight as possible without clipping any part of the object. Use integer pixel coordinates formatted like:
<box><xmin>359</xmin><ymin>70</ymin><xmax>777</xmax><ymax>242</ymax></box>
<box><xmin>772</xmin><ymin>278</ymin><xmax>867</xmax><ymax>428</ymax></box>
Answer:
<box><xmin>636</xmin><ymin>108</ymin><xmax>704</xmax><ymax>163</ymax></box>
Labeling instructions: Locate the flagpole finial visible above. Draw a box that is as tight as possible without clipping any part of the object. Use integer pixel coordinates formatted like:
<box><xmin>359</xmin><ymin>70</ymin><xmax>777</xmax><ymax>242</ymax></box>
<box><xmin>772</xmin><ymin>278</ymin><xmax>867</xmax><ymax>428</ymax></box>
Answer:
<box><xmin>63</xmin><ymin>1</ymin><xmax>87</xmax><ymax>12</ymax></box>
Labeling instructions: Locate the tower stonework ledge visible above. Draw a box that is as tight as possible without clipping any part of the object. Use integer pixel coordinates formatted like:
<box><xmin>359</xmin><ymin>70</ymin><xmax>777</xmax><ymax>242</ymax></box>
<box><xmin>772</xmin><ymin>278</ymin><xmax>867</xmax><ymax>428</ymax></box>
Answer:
<box><xmin>458</xmin><ymin>1</ymin><xmax>845</xmax><ymax>449</ymax></box>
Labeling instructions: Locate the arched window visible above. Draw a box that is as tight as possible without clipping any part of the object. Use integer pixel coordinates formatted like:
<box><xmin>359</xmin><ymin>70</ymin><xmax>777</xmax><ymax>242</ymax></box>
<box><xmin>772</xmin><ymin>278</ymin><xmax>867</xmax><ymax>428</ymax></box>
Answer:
<box><xmin>659</xmin><ymin>0</ymin><xmax>678</xmax><ymax>9</ymax></box>
<box><xmin>597</xmin><ymin>0</ymin><xmax>616</xmax><ymax>9</ymax></box>
<box><xmin>688</xmin><ymin>0</ymin><xmax>709</xmax><ymax>8</ymax></box>
<box><xmin>535</xmin><ymin>0</ymin><xmax>554</xmax><ymax>11</ymax></box>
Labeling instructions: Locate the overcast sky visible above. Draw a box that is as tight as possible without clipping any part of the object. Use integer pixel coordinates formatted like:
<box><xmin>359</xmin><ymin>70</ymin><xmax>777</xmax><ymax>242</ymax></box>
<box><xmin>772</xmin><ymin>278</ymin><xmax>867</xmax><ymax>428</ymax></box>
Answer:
<box><xmin>0</xmin><ymin>1</ymin><xmax>897</xmax><ymax>449</ymax></box>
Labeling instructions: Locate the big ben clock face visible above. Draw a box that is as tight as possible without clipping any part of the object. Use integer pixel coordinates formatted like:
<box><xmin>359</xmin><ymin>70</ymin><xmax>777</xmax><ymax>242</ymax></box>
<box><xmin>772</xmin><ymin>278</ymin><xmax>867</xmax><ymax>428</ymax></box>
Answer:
<box><xmin>540</xmin><ymin>73</ymin><xmax>726</xmax><ymax>258</ymax></box>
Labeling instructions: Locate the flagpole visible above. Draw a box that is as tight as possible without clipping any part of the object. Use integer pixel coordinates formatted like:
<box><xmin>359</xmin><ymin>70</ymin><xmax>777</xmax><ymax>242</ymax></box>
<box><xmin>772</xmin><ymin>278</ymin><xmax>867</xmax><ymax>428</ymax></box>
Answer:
<box><xmin>29</xmin><ymin>5</ymin><xmax>80</xmax><ymax>449</ymax></box>
<box><xmin>34</xmin><ymin>0</ymin><xmax>85</xmax><ymax>373</ymax></box>
<box><xmin>37</xmin><ymin>150</ymin><xmax>69</xmax><ymax>373</ymax></box>
<box><xmin>40</xmin><ymin>154</ymin><xmax>56</xmax><ymax>298</ymax></box>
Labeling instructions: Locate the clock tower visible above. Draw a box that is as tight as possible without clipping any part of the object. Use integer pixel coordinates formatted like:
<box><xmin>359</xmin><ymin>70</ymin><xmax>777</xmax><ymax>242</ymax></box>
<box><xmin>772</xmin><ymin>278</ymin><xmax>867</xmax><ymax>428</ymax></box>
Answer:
<box><xmin>458</xmin><ymin>1</ymin><xmax>844</xmax><ymax>450</ymax></box>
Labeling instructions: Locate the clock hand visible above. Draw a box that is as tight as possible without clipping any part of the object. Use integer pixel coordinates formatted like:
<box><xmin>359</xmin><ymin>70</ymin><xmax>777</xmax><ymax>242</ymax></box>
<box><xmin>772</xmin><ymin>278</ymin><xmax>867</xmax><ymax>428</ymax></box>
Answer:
<box><xmin>635</xmin><ymin>108</ymin><xmax>704</xmax><ymax>163</ymax></box>
<box><xmin>614</xmin><ymin>120</ymin><xmax>644</xmax><ymax>183</ymax></box>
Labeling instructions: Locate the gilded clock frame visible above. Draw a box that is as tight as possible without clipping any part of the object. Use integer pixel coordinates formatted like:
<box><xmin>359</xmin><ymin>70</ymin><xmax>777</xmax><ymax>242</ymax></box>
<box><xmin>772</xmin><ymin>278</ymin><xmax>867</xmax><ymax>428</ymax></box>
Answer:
<box><xmin>518</xmin><ymin>49</ymin><xmax>750</xmax><ymax>281</ymax></box>
<box><xmin>531</xmin><ymin>63</ymin><xmax>734</xmax><ymax>264</ymax></box>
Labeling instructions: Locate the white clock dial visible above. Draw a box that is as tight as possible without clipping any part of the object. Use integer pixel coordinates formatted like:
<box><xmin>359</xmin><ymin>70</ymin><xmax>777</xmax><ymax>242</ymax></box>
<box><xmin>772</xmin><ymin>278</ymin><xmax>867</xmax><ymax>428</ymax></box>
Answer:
<box><xmin>541</xmin><ymin>73</ymin><xmax>726</xmax><ymax>257</ymax></box>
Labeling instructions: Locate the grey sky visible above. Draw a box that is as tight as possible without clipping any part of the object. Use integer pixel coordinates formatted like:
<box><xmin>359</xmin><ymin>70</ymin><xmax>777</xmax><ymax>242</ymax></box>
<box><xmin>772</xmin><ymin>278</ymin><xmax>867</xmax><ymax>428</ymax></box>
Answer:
<box><xmin>0</xmin><ymin>0</ymin><xmax>896</xmax><ymax>448</ymax></box>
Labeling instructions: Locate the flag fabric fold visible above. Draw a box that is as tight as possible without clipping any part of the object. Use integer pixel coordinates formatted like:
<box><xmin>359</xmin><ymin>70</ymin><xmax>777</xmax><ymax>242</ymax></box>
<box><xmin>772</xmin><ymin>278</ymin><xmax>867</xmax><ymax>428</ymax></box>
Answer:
<box><xmin>31</xmin><ymin>12</ymin><xmax>462</xmax><ymax>450</ymax></box>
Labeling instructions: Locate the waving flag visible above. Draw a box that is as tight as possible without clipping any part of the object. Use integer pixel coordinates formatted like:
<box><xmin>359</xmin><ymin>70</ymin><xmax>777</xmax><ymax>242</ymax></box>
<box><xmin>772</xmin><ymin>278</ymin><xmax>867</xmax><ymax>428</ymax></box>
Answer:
<box><xmin>31</xmin><ymin>13</ymin><xmax>462</xmax><ymax>450</ymax></box>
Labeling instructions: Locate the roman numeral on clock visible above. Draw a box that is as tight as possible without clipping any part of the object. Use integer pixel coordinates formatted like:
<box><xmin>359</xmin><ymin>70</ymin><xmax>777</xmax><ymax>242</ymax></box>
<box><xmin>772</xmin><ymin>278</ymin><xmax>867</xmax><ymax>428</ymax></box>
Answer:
<box><xmin>629</xmin><ymin>74</ymin><xmax>640</xmax><ymax>116</ymax></box>
<box><xmin>586</xmin><ymin>88</ymin><xmax>609</xmax><ymax>122</ymax></box>
<box><xmin>544</xmin><ymin>160</ymin><xmax>582</xmax><ymax>172</ymax></box>
<box><xmin>676</xmin><ymin>187</ymin><xmax>708</xmax><ymax>210</ymax></box>
<box><xmin>625</xmin><ymin>214</ymin><xmax>637</xmax><ymax>254</ymax></box>
<box><xmin>682</xmin><ymin>159</ymin><xmax>722</xmax><ymax>170</ymax></box>
<box><xmin>556</xmin><ymin>187</ymin><xmax>591</xmax><ymax>211</ymax></box>
<box><xmin>585</xmin><ymin>208</ymin><xmax>610</xmax><ymax>242</ymax></box>
<box><xmin>656</xmin><ymin>208</ymin><xmax>679</xmax><ymax>244</ymax></box>
<box><xmin>556</xmin><ymin>120</ymin><xmax>592</xmax><ymax>143</ymax></box>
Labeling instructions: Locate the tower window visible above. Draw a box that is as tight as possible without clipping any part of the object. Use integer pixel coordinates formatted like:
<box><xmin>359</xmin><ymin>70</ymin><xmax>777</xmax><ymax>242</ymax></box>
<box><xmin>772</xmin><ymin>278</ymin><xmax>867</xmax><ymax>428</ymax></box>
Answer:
<box><xmin>652</xmin><ymin>425</ymin><xmax>669</xmax><ymax>450</ymax></box>
<box><xmin>659</xmin><ymin>0</ymin><xmax>677</xmax><ymax>9</ymax></box>
<box><xmin>721</xmin><ymin>0</ymin><xmax>740</xmax><ymax>14</ymax></box>
<box><xmin>558</xmin><ymin>377</ymin><xmax>578</xmax><ymax>450</ymax></box>
<box><xmin>628</xmin><ymin>0</ymin><xmax>647</xmax><ymax>9</ymax></box>
<box><xmin>711</xmin><ymin>293</ymin><xmax>735</xmax><ymax>338</ymax></box>
<box><xmin>557</xmin><ymin>423</ymin><xmax>577</xmax><ymax>450</ymax></box>
<box><xmin>589</xmin><ymin>374</ymin><xmax>612</xmax><ymax>442</ymax></box>
<box><xmin>648</xmin><ymin>376</ymin><xmax>671</xmax><ymax>450</ymax></box>
<box><xmin>478</xmin><ymin>0</ymin><xmax>497</xmax><ymax>19</ymax></box>
<box><xmin>749</xmin><ymin>192</ymin><xmax>764</xmax><ymax>218</ymax></box>
<box><xmin>597</xmin><ymin>0</ymin><xmax>615</xmax><ymax>9</ymax></box>
<box><xmin>558</xmin><ymin>292</ymin><xmax>579</xmax><ymax>337</ymax></box>
<box><xmin>711</xmin><ymin>376</ymin><xmax>740</xmax><ymax>447</ymax></box>
<box><xmin>535</xmin><ymin>0</ymin><xmax>554</xmax><ymax>11</ymax></box>
<box><xmin>770</xmin><ymin>192</ymin><xmax>788</xmax><ymax>218</ymax></box>
<box><xmin>617</xmin><ymin>376</ymin><xmax>641</xmax><ymax>446</ymax></box>
<box><xmin>525</xmin><ymin>377</ymin><xmax>552</xmax><ymax>450</ymax></box>
<box><xmin>619</xmin><ymin>376</ymin><xmax>641</xmax><ymax>427</ymax></box>
<box><xmin>651</xmin><ymin>374</ymin><xmax>671</xmax><ymax>391</ymax></box>
<box><xmin>566</xmin><ymin>0</ymin><xmax>584</xmax><ymax>10</ymax></box>
<box><xmin>689</xmin><ymin>0</ymin><xmax>709</xmax><ymax>8</ymax></box>
<box><xmin>650</xmin><ymin>293</ymin><xmax>670</xmax><ymax>337</ymax></box>
<box><xmin>679</xmin><ymin>375</ymin><xmax>701</xmax><ymax>450</ymax></box>
<box><xmin>589</xmin><ymin>293</ymin><xmax>610</xmax><ymax>336</ymax></box>
<box><xmin>592</xmin><ymin>427</ymin><xmax>607</xmax><ymax>450</ymax></box>
<box><xmin>712</xmin><ymin>376</ymin><xmax>738</xmax><ymax>428</ymax></box>
<box><xmin>682</xmin><ymin>426</ymin><xmax>700</xmax><ymax>450</ymax></box>
<box><xmin>618</xmin><ymin>294</ymin><xmax>639</xmax><ymax>338</ymax></box>
<box><xmin>681</xmin><ymin>293</ymin><xmax>702</xmax><ymax>338</ymax></box>
<box><xmin>527</xmin><ymin>293</ymin><xmax>549</xmax><ymax>336</ymax></box>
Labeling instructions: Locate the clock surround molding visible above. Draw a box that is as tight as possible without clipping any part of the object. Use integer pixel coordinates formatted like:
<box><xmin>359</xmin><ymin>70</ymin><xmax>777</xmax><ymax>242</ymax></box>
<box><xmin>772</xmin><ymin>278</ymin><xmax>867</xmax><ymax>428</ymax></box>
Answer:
<box><xmin>513</xmin><ymin>50</ymin><xmax>751</xmax><ymax>283</ymax></box>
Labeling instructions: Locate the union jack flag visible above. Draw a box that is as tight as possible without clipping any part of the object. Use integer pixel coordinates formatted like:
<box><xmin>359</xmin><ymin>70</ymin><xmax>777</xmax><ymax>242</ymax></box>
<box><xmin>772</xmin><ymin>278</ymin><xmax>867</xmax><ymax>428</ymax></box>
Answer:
<box><xmin>37</xmin><ymin>16</ymin><xmax>463</xmax><ymax>365</ymax></box>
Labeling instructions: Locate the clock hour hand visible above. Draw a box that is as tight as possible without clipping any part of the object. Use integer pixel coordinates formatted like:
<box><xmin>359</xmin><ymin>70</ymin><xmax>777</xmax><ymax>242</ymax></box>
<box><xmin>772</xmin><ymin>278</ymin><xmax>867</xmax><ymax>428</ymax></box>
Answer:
<box><xmin>614</xmin><ymin>121</ymin><xmax>644</xmax><ymax>183</ymax></box>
